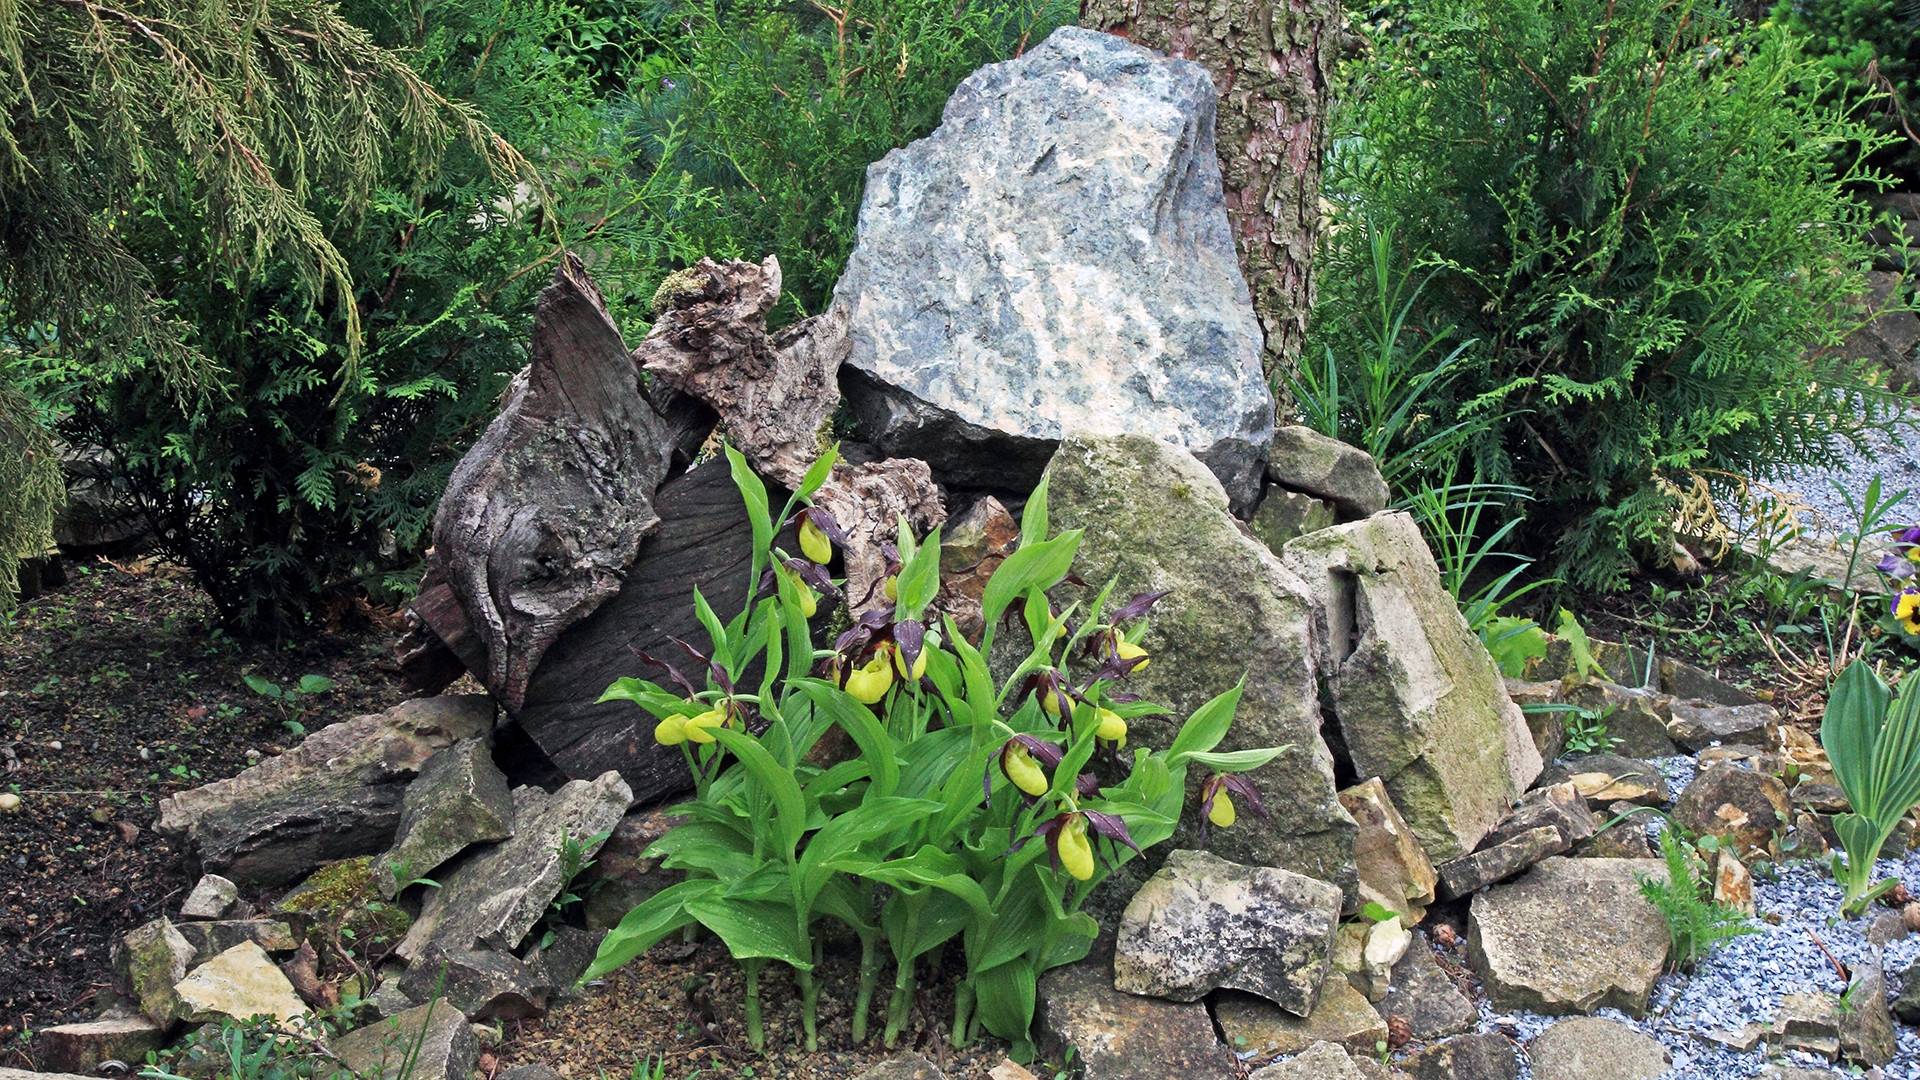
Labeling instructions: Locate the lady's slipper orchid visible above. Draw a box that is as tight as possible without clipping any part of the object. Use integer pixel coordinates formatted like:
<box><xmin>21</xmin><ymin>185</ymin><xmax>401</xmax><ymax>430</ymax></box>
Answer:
<box><xmin>654</xmin><ymin>714</ymin><xmax>689</xmax><ymax>745</ymax></box>
<box><xmin>987</xmin><ymin>734</ymin><xmax>1064</xmax><ymax>802</ymax></box>
<box><xmin>785</xmin><ymin>506</ymin><xmax>850</xmax><ymax>565</ymax></box>
<box><xmin>1009</xmin><ymin>809</ymin><xmax>1143</xmax><ymax>882</ymax></box>
<box><xmin>844</xmin><ymin>653</ymin><xmax>895</xmax><ymax>704</ymax></box>
<box><xmin>1094</xmin><ymin>707</ymin><xmax>1127</xmax><ymax>748</ymax></box>
<box><xmin>1198</xmin><ymin>773</ymin><xmax>1268</xmax><ymax>847</ymax></box>
<box><xmin>681</xmin><ymin>707</ymin><xmax>731</xmax><ymax>744</ymax></box>
<box><xmin>1021</xmin><ymin>669</ymin><xmax>1076</xmax><ymax>718</ymax></box>
<box><xmin>1896</xmin><ymin>589</ymin><xmax>1920</xmax><ymax>636</ymax></box>
<box><xmin>1114</xmin><ymin>638</ymin><xmax>1150</xmax><ymax>671</ymax></box>
<box><xmin>888</xmin><ymin>641</ymin><xmax>928</xmax><ymax>681</ymax></box>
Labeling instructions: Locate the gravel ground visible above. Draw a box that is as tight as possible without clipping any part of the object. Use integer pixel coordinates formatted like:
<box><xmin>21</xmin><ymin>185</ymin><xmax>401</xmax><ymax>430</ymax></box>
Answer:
<box><xmin>1476</xmin><ymin>847</ymin><xmax>1920</xmax><ymax>1079</ymax></box>
<box><xmin>1732</xmin><ymin>408</ymin><xmax>1920</xmax><ymax>537</ymax></box>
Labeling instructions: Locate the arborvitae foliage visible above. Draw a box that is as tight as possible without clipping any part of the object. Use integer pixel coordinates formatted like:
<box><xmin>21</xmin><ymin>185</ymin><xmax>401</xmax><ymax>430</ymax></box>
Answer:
<box><xmin>1315</xmin><ymin>0</ymin><xmax>1897</xmax><ymax>591</ymax></box>
<box><xmin>39</xmin><ymin>0</ymin><xmax>705</xmax><ymax>638</ymax></box>
<box><xmin>0</xmin><ymin>0</ymin><xmax>524</xmax><ymax>389</ymax></box>
<box><xmin>1771</xmin><ymin>0</ymin><xmax>1920</xmax><ymax>184</ymax></box>
<box><xmin>616</xmin><ymin>0</ymin><xmax>1076</xmax><ymax>326</ymax></box>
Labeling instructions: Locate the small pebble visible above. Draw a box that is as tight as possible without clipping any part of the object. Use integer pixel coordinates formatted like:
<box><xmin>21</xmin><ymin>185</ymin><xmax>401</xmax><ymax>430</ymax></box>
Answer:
<box><xmin>46</xmin><ymin>740</ymin><xmax>61</xmax><ymax>751</ymax></box>
<box><xmin>0</xmin><ymin>792</ymin><xmax>20</xmax><ymax>813</ymax></box>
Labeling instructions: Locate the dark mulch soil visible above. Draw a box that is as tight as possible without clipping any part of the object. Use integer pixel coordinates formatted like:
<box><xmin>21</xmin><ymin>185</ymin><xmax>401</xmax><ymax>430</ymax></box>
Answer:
<box><xmin>500</xmin><ymin>937</ymin><xmax>1025</xmax><ymax>1080</ymax></box>
<box><xmin>0</xmin><ymin>558</ymin><xmax>402</xmax><ymax>1065</ymax></box>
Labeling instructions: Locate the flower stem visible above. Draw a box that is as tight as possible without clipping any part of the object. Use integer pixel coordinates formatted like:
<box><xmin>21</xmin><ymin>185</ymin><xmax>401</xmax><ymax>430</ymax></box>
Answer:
<box><xmin>743</xmin><ymin>960</ymin><xmax>765</xmax><ymax>1051</ymax></box>
<box><xmin>851</xmin><ymin>933</ymin><xmax>880</xmax><ymax>1044</ymax></box>
<box><xmin>949</xmin><ymin>977</ymin><xmax>974</xmax><ymax>1047</ymax></box>
<box><xmin>882</xmin><ymin>959</ymin><xmax>916</xmax><ymax>1048</ymax></box>
<box><xmin>797</xmin><ymin>942</ymin><xmax>822</xmax><ymax>1052</ymax></box>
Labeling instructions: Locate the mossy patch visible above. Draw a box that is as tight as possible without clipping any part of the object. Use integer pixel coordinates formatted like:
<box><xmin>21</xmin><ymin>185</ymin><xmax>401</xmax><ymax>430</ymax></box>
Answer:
<box><xmin>276</xmin><ymin>856</ymin><xmax>412</xmax><ymax>950</ymax></box>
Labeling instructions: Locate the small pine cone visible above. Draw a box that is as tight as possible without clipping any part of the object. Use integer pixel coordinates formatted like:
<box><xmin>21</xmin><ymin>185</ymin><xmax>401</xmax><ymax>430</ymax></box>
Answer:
<box><xmin>1386</xmin><ymin>1014</ymin><xmax>1413</xmax><ymax>1049</ymax></box>
<box><xmin>1430</xmin><ymin>924</ymin><xmax>1460</xmax><ymax>948</ymax></box>
<box><xmin>1904</xmin><ymin>902</ymin><xmax>1920</xmax><ymax>933</ymax></box>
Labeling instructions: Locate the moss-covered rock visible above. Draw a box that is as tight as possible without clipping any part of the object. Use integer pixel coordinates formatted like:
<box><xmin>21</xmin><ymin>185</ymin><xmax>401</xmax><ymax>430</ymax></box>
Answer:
<box><xmin>1039</xmin><ymin>432</ymin><xmax>1357</xmax><ymax>904</ymax></box>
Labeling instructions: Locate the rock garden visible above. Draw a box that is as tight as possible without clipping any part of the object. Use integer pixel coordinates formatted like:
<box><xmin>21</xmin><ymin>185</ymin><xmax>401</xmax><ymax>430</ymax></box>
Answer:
<box><xmin>8</xmin><ymin>10</ymin><xmax>1920</xmax><ymax>1080</ymax></box>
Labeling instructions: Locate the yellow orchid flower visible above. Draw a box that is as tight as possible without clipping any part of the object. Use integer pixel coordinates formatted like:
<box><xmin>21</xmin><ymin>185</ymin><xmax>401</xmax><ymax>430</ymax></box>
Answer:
<box><xmin>845</xmin><ymin>654</ymin><xmax>894</xmax><ymax>704</ymax></box>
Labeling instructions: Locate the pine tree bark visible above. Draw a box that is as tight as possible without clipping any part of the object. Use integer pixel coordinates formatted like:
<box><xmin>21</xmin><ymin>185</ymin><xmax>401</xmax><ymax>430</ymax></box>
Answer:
<box><xmin>1079</xmin><ymin>0</ymin><xmax>1336</xmax><ymax>408</ymax></box>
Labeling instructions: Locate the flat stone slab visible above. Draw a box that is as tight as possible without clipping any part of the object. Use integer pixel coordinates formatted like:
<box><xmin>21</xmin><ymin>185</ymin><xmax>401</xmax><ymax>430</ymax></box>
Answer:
<box><xmin>834</xmin><ymin>26</ymin><xmax>1274</xmax><ymax>503</ymax></box>
<box><xmin>1467</xmin><ymin>857</ymin><xmax>1670</xmax><ymax>1016</ymax></box>
<box><xmin>372</xmin><ymin>736</ymin><xmax>514</xmax><ymax>898</ymax></box>
<box><xmin>1213</xmin><ymin>979</ymin><xmax>1387</xmax><ymax>1060</ymax></box>
<box><xmin>35</xmin><ymin>1016</ymin><xmax>167</xmax><ymax>1074</ymax></box>
<box><xmin>172</xmin><ymin>941</ymin><xmax>307</xmax><ymax>1024</ymax></box>
<box><xmin>1528</xmin><ymin>1017</ymin><xmax>1671</xmax><ymax>1080</ymax></box>
<box><xmin>179</xmin><ymin>874</ymin><xmax>238</xmax><ymax>920</ymax></box>
<box><xmin>1379</xmin><ymin>933</ymin><xmax>1476</xmax><ymax>1040</ymax></box>
<box><xmin>1247</xmin><ymin>1041</ymin><xmax>1374</xmax><ymax>1080</ymax></box>
<box><xmin>851</xmin><ymin>1054</ymin><xmax>946</xmax><ymax>1080</ymax></box>
<box><xmin>1436</xmin><ymin>825</ymin><xmax>1569</xmax><ymax>900</ymax></box>
<box><xmin>332</xmin><ymin>1001</ymin><xmax>476</xmax><ymax>1080</ymax></box>
<box><xmin>174</xmin><ymin>919</ymin><xmax>299</xmax><ymax>965</ymax></box>
<box><xmin>1114</xmin><ymin>849</ymin><xmax>1340</xmax><ymax>1014</ymax></box>
<box><xmin>1667</xmin><ymin>699</ymin><xmax>1778</xmax><ymax>751</ymax></box>
<box><xmin>1400</xmin><ymin>1032</ymin><xmax>1520</xmax><ymax>1080</ymax></box>
<box><xmin>155</xmin><ymin>695</ymin><xmax>495</xmax><ymax>885</ymax></box>
<box><xmin>398</xmin><ymin>772</ymin><xmax>629</xmax><ymax>960</ymax></box>
<box><xmin>1036</xmin><ymin>940</ymin><xmax>1237</xmax><ymax>1080</ymax></box>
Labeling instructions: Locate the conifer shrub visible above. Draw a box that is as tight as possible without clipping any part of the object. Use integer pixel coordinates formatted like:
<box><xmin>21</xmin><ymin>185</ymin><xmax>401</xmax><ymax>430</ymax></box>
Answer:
<box><xmin>1770</xmin><ymin>0</ymin><xmax>1920</xmax><ymax>183</ymax></box>
<box><xmin>1314</xmin><ymin>0</ymin><xmax>1898</xmax><ymax>592</ymax></box>
<box><xmin>42</xmin><ymin>0</ymin><xmax>706</xmax><ymax>638</ymax></box>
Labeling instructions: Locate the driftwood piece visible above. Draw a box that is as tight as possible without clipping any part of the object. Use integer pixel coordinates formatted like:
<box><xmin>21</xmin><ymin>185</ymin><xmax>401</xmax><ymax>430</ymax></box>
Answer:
<box><xmin>512</xmin><ymin>459</ymin><xmax>764</xmax><ymax>797</ymax></box>
<box><xmin>637</xmin><ymin>256</ymin><xmax>842</xmax><ymax>485</ymax></box>
<box><xmin>636</xmin><ymin>256</ymin><xmax>944</xmax><ymax>606</ymax></box>
<box><xmin>429</xmin><ymin>256</ymin><xmax>674</xmax><ymax>711</ymax></box>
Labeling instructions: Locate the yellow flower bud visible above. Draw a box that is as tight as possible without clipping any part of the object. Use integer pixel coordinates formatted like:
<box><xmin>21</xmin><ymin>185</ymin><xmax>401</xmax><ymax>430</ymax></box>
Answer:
<box><xmin>1005</xmin><ymin>744</ymin><xmax>1050</xmax><ymax>797</ymax></box>
<box><xmin>653</xmin><ymin>714</ymin><xmax>688</xmax><ymax>745</ymax></box>
<box><xmin>682</xmin><ymin>708</ymin><xmax>728</xmax><ymax>744</ymax></box>
<box><xmin>1058</xmin><ymin>816</ymin><xmax>1095</xmax><ymax>881</ymax></box>
<box><xmin>778</xmin><ymin>566</ymin><xmax>818</xmax><ymax>618</ymax></box>
<box><xmin>798</xmin><ymin>517</ymin><xmax>832</xmax><ymax>564</ymax></box>
<box><xmin>1209</xmin><ymin>790</ymin><xmax>1236</xmax><ymax>828</ymax></box>
<box><xmin>845</xmin><ymin>655</ymin><xmax>894</xmax><ymax>704</ymax></box>
<box><xmin>884</xmin><ymin>576</ymin><xmax>898</xmax><ymax>602</ymax></box>
<box><xmin>1039</xmin><ymin>689</ymin><xmax>1063</xmax><ymax>716</ymax></box>
<box><xmin>1095</xmin><ymin>708</ymin><xmax>1127</xmax><ymax>747</ymax></box>
<box><xmin>1115</xmin><ymin>639</ymin><xmax>1149</xmax><ymax>670</ymax></box>
<box><xmin>890</xmin><ymin>643</ymin><xmax>928</xmax><ymax>681</ymax></box>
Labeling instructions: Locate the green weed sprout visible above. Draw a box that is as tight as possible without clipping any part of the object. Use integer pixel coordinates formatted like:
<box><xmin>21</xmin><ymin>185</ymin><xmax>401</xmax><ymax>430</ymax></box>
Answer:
<box><xmin>1821</xmin><ymin>660</ymin><xmax>1920</xmax><ymax>913</ymax></box>
<box><xmin>1636</xmin><ymin>827</ymin><xmax>1758</xmax><ymax>970</ymax></box>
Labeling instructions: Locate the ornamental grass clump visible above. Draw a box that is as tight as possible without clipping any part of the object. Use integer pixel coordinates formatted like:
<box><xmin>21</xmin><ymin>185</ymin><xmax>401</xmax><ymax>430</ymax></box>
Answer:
<box><xmin>1821</xmin><ymin>660</ymin><xmax>1920</xmax><ymax>913</ymax></box>
<box><xmin>583</xmin><ymin>445</ymin><xmax>1285</xmax><ymax>1059</ymax></box>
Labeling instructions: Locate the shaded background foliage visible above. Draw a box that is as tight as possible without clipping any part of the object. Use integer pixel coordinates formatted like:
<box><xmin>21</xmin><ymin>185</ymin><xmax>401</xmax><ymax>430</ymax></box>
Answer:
<box><xmin>3</xmin><ymin>0</ymin><xmax>1915</xmax><ymax>634</ymax></box>
<box><xmin>1307</xmin><ymin>0</ymin><xmax>1900</xmax><ymax>594</ymax></box>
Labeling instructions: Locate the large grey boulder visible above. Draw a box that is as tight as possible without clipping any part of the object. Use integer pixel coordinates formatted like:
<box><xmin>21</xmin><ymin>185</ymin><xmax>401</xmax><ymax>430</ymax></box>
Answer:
<box><xmin>1527</xmin><ymin>1017</ymin><xmax>1670</xmax><ymax>1080</ymax></box>
<box><xmin>1040</xmin><ymin>433</ymin><xmax>1357</xmax><ymax>898</ymax></box>
<box><xmin>834</xmin><ymin>27</ymin><xmax>1273</xmax><ymax>505</ymax></box>
<box><xmin>155</xmin><ymin>696</ymin><xmax>496</xmax><ymax>885</ymax></box>
<box><xmin>1467</xmin><ymin>857</ymin><xmax>1671</xmax><ymax>1016</ymax></box>
<box><xmin>372</xmin><ymin>737</ymin><xmax>515</xmax><ymax>899</ymax></box>
<box><xmin>1280</xmin><ymin>512</ymin><xmax>1541</xmax><ymax>859</ymax></box>
<box><xmin>1114</xmin><ymin>849</ymin><xmax>1341</xmax><ymax>1014</ymax></box>
<box><xmin>398</xmin><ymin>772</ymin><xmax>629</xmax><ymax>962</ymax></box>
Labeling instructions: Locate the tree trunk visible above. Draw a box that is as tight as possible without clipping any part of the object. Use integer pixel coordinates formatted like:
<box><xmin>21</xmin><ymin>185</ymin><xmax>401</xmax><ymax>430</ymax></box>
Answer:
<box><xmin>1079</xmin><ymin>0</ymin><xmax>1337</xmax><ymax>410</ymax></box>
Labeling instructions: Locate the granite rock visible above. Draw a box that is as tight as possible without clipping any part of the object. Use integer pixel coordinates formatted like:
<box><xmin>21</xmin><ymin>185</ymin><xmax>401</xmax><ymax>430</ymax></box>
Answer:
<box><xmin>834</xmin><ymin>27</ymin><xmax>1272</xmax><ymax>505</ymax></box>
